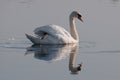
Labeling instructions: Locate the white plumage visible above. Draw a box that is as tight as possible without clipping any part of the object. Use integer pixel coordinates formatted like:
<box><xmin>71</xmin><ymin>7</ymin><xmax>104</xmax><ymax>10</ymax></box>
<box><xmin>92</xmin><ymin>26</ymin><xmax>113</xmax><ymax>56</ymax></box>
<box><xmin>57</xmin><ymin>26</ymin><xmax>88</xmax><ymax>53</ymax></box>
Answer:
<box><xmin>26</xmin><ymin>11</ymin><xmax>83</xmax><ymax>44</ymax></box>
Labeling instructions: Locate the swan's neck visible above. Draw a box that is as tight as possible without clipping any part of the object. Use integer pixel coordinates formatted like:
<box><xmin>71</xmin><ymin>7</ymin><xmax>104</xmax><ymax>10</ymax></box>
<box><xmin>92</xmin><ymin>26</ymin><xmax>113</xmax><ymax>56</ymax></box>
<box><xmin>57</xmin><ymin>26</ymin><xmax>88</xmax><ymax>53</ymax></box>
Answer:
<box><xmin>69</xmin><ymin>17</ymin><xmax>79</xmax><ymax>41</ymax></box>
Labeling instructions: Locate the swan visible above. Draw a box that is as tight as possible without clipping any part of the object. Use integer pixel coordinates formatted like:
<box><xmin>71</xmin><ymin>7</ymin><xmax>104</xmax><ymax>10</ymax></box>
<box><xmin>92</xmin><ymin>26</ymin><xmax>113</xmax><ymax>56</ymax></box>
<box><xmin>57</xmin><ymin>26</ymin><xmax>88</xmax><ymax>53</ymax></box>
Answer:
<box><xmin>25</xmin><ymin>11</ymin><xmax>83</xmax><ymax>44</ymax></box>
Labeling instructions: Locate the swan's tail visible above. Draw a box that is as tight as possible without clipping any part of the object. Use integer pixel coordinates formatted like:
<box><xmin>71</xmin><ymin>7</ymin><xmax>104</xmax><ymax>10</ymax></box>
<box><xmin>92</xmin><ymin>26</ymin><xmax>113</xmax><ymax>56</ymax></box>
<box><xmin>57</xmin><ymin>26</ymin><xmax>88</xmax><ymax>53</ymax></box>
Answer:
<box><xmin>25</xmin><ymin>34</ymin><xmax>41</xmax><ymax>44</ymax></box>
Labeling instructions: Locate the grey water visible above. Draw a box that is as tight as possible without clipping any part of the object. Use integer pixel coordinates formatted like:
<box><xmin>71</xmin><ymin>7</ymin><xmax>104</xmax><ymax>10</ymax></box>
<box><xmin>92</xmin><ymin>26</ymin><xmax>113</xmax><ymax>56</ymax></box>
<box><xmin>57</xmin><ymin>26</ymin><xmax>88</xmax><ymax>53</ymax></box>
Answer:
<box><xmin>0</xmin><ymin>0</ymin><xmax>120</xmax><ymax>80</ymax></box>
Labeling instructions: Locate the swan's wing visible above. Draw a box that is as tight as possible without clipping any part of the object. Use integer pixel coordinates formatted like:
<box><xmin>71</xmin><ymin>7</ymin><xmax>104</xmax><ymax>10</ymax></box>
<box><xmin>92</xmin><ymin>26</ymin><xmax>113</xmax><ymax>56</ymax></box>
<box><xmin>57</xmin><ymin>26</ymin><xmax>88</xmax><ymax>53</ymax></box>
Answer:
<box><xmin>35</xmin><ymin>31</ymin><xmax>48</xmax><ymax>39</ymax></box>
<box><xmin>34</xmin><ymin>24</ymin><xmax>71</xmax><ymax>38</ymax></box>
<box><xmin>33</xmin><ymin>24</ymin><xmax>76</xmax><ymax>44</ymax></box>
<box><xmin>26</xmin><ymin>25</ymin><xmax>76</xmax><ymax>44</ymax></box>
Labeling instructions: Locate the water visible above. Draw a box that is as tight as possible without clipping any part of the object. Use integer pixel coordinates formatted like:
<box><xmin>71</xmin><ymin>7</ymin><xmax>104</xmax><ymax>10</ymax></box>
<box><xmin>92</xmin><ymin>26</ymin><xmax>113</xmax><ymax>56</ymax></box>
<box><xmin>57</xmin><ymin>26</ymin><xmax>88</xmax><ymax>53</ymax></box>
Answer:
<box><xmin>0</xmin><ymin>0</ymin><xmax>120</xmax><ymax>80</ymax></box>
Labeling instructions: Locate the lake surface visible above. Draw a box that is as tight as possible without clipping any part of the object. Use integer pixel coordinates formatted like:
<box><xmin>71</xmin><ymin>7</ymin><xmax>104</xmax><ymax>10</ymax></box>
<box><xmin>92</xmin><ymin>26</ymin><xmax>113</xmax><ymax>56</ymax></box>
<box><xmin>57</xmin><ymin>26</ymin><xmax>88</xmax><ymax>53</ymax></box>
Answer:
<box><xmin>0</xmin><ymin>0</ymin><xmax>120</xmax><ymax>80</ymax></box>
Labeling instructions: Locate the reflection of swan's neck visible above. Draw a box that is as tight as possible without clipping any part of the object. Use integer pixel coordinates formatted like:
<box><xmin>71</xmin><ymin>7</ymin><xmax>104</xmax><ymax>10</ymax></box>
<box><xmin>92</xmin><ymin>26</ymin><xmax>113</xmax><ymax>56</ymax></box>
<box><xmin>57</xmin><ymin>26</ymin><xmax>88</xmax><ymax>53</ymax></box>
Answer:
<box><xmin>69</xmin><ymin>15</ymin><xmax>79</xmax><ymax>41</ymax></box>
<box><xmin>69</xmin><ymin>48</ymin><xmax>78</xmax><ymax>72</ymax></box>
<box><xmin>69</xmin><ymin>45</ymin><xmax>82</xmax><ymax>73</ymax></box>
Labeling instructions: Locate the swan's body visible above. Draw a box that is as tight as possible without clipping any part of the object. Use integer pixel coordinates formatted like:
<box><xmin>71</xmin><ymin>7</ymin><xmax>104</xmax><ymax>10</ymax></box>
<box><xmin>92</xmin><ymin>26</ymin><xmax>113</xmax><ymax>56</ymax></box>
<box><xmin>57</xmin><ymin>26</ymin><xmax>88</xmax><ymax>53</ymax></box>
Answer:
<box><xmin>26</xmin><ymin>11</ymin><xmax>83</xmax><ymax>44</ymax></box>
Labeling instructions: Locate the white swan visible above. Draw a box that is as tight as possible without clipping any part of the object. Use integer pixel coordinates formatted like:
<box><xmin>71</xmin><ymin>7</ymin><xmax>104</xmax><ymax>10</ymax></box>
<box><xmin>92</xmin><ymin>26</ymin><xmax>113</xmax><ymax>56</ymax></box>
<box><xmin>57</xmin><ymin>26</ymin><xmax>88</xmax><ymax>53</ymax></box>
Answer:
<box><xmin>25</xmin><ymin>11</ymin><xmax>83</xmax><ymax>44</ymax></box>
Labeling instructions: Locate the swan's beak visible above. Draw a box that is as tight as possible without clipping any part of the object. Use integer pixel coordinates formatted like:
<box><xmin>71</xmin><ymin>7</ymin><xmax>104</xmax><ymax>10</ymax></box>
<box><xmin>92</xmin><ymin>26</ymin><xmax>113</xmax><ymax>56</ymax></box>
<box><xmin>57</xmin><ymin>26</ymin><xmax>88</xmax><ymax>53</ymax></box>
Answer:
<box><xmin>80</xmin><ymin>18</ymin><xmax>83</xmax><ymax>22</ymax></box>
<box><xmin>78</xmin><ymin>17</ymin><xmax>83</xmax><ymax>22</ymax></box>
<box><xmin>77</xmin><ymin>14</ymin><xmax>83</xmax><ymax>22</ymax></box>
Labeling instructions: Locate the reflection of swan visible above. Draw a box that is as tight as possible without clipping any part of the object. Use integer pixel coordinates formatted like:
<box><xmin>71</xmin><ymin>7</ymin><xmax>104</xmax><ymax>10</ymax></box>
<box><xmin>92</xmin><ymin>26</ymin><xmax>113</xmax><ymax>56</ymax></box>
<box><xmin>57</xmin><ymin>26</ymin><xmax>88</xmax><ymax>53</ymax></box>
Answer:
<box><xmin>25</xmin><ymin>11</ymin><xmax>83</xmax><ymax>44</ymax></box>
<box><xmin>25</xmin><ymin>44</ymin><xmax>82</xmax><ymax>74</ymax></box>
<box><xmin>26</xmin><ymin>44</ymin><xmax>76</xmax><ymax>61</ymax></box>
<box><xmin>69</xmin><ymin>45</ymin><xmax>82</xmax><ymax>74</ymax></box>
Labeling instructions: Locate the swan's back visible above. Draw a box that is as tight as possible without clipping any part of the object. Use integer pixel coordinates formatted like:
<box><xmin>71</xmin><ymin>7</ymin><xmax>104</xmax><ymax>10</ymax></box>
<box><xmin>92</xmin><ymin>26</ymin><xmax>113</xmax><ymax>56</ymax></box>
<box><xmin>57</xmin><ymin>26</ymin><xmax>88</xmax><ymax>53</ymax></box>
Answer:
<box><xmin>34</xmin><ymin>25</ymin><xmax>70</xmax><ymax>36</ymax></box>
<box><xmin>34</xmin><ymin>25</ymin><xmax>76</xmax><ymax>44</ymax></box>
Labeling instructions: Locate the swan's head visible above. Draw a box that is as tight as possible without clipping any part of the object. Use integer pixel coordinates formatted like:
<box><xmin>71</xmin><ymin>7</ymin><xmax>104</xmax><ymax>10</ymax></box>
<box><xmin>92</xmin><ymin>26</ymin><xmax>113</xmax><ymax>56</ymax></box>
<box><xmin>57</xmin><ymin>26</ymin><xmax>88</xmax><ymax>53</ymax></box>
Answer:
<box><xmin>70</xmin><ymin>11</ymin><xmax>83</xmax><ymax>22</ymax></box>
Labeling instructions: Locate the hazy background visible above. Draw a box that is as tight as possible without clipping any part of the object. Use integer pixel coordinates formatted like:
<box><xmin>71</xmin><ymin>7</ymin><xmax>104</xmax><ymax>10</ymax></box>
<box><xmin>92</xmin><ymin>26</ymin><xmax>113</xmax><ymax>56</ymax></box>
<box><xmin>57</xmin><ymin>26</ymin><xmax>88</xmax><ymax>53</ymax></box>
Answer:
<box><xmin>0</xmin><ymin>0</ymin><xmax>120</xmax><ymax>42</ymax></box>
<box><xmin>0</xmin><ymin>0</ymin><xmax>120</xmax><ymax>80</ymax></box>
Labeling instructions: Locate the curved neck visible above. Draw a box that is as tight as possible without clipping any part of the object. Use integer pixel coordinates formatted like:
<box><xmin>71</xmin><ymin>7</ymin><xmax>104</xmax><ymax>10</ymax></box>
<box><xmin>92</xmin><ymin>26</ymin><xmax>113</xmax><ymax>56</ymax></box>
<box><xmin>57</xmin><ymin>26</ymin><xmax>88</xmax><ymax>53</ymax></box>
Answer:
<box><xmin>69</xmin><ymin>16</ymin><xmax>79</xmax><ymax>41</ymax></box>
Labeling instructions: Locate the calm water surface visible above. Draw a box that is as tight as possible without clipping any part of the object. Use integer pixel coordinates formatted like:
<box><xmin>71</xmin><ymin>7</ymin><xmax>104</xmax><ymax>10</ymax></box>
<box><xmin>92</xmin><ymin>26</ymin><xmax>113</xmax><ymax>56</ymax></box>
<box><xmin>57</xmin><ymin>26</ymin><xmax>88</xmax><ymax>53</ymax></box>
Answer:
<box><xmin>0</xmin><ymin>0</ymin><xmax>120</xmax><ymax>80</ymax></box>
